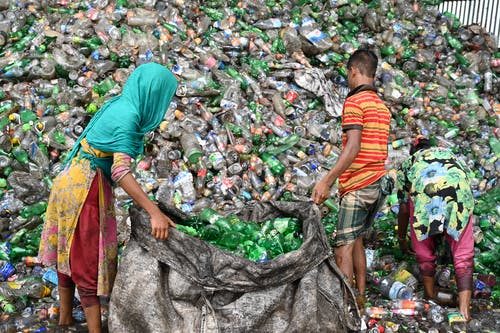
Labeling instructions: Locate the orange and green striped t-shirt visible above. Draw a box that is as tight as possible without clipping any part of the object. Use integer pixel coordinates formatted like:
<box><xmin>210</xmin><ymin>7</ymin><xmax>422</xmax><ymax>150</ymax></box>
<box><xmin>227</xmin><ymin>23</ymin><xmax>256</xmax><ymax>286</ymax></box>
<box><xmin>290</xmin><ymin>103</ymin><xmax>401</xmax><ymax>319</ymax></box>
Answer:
<box><xmin>339</xmin><ymin>87</ymin><xmax>390</xmax><ymax>197</ymax></box>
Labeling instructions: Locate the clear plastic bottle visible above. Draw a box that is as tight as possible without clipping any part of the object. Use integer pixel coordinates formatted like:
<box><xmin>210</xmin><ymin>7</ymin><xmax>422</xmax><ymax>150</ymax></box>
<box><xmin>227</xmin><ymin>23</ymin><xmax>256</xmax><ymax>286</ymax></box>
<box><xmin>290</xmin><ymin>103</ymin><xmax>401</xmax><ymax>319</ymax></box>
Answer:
<box><xmin>253</xmin><ymin>18</ymin><xmax>282</xmax><ymax>30</ymax></box>
<box><xmin>434</xmin><ymin>288</ymin><xmax>458</xmax><ymax>307</ymax></box>
<box><xmin>208</xmin><ymin>151</ymin><xmax>226</xmax><ymax>171</ymax></box>
<box><xmin>127</xmin><ymin>8</ymin><xmax>158</xmax><ymax>26</ymax></box>
<box><xmin>155</xmin><ymin>177</ymin><xmax>175</xmax><ymax>206</ymax></box>
<box><xmin>0</xmin><ymin>279</ymin><xmax>51</xmax><ymax>299</ymax></box>
<box><xmin>467</xmin><ymin>318</ymin><xmax>482</xmax><ymax>332</ymax></box>
<box><xmin>378</xmin><ymin>276</ymin><xmax>414</xmax><ymax>300</ymax></box>
<box><xmin>194</xmin><ymin>158</ymin><xmax>208</xmax><ymax>196</ymax></box>
<box><xmin>180</xmin><ymin>132</ymin><xmax>202</xmax><ymax>165</ymax></box>
<box><xmin>483</xmin><ymin>70</ymin><xmax>493</xmax><ymax>93</ymax></box>
<box><xmin>173</xmin><ymin>170</ymin><xmax>196</xmax><ymax>203</ymax></box>
<box><xmin>435</xmin><ymin>266</ymin><xmax>452</xmax><ymax>288</ymax></box>
<box><xmin>94</xmin><ymin>18</ymin><xmax>121</xmax><ymax>43</ymax></box>
<box><xmin>427</xmin><ymin>303</ymin><xmax>445</xmax><ymax>324</ymax></box>
<box><xmin>298</xmin><ymin>17</ymin><xmax>333</xmax><ymax>52</ymax></box>
<box><xmin>387</xmin><ymin>299</ymin><xmax>427</xmax><ymax>311</ymax></box>
<box><xmin>389</xmin><ymin>262</ymin><xmax>419</xmax><ymax>290</ymax></box>
<box><xmin>365</xmin><ymin>306</ymin><xmax>391</xmax><ymax>319</ymax></box>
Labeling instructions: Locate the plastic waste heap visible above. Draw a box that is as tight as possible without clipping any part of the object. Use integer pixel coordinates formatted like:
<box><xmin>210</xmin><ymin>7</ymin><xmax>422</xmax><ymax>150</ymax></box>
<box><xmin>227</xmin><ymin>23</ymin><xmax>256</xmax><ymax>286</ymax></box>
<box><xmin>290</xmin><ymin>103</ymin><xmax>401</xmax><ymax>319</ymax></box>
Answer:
<box><xmin>0</xmin><ymin>0</ymin><xmax>498</xmax><ymax>331</ymax></box>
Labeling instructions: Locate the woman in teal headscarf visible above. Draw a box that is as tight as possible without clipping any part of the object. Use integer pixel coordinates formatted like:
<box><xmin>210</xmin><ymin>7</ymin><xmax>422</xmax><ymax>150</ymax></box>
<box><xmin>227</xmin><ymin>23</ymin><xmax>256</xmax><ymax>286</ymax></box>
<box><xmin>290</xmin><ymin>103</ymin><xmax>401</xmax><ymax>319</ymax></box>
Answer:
<box><xmin>39</xmin><ymin>63</ymin><xmax>178</xmax><ymax>332</ymax></box>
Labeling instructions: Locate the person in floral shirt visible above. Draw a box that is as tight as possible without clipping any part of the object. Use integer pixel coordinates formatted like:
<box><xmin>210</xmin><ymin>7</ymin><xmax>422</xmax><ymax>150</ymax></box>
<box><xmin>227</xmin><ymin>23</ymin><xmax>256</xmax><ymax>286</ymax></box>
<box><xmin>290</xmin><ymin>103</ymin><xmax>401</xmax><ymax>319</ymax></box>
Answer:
<box><xmin>396</xmin><ymin>136</ymin><xmax>474</xmax><ymax>321</ymax></box>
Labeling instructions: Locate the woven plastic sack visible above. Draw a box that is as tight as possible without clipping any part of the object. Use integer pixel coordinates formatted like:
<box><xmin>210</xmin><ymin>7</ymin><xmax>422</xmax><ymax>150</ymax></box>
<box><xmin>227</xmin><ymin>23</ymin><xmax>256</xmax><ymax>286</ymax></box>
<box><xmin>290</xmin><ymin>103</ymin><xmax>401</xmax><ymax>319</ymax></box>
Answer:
<box><xmin>109</xmin><ymin>201</ymin><xmax>361</xmax><ymax>333</ymax></box>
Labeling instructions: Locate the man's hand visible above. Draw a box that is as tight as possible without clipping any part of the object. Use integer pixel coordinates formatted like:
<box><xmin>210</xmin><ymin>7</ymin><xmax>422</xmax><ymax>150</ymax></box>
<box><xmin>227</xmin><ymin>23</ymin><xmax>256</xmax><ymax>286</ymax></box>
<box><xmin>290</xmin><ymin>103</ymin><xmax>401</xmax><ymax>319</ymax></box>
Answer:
<box><xmin>311</xmin><ymin>180</ymin><xmax>331</xmax><ymax>205</ymax></box>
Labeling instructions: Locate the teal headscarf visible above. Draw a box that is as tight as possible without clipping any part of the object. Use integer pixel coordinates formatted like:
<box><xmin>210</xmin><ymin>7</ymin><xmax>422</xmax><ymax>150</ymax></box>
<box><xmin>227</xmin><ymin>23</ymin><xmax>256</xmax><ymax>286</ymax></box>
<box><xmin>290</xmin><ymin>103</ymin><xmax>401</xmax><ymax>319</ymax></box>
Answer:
<box><xmin>65</xmin><ymin>63</ymin><xmax>178</xmax><ymax>180</ymax></box>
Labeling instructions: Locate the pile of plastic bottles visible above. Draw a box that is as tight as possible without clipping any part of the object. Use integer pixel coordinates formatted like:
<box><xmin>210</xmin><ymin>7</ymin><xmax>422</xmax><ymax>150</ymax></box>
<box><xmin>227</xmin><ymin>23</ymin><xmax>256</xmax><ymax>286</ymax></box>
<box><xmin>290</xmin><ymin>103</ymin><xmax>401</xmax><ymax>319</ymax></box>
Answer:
<box><xmin>0</xmin><ymin>0</ymin><xmax>498</xmax><ymax>331</ymax></box>
<box><xmin>362</xmin><ymin>249</ymin><xmax>500</xmax><ymax>332</ymax></box>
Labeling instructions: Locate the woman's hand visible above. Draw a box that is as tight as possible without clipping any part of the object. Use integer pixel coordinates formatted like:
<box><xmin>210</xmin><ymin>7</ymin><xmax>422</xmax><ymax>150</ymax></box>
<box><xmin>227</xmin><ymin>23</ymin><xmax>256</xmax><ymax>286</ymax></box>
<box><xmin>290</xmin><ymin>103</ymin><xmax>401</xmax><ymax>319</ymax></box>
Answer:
<box><xmin>149</xmin><ymin>209</ymin><xmax>176</xmax><ymax>240</ymax></box>
<box><xmin>118</xmin><ymin>172</ymin><xmax>176</xmax><ymax>240</ymax></box>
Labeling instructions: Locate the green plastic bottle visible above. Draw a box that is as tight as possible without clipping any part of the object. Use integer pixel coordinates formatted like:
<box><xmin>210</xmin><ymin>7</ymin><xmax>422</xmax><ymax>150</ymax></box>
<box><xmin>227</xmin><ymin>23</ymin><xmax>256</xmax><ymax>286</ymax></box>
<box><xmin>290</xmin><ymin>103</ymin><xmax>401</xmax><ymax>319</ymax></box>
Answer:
<box><xmin>20</xmin><ymin>201</ymin><xmax>48</xmax><ymax>220</ymax></box>
<box><xmin>445</xmin><ymin>33</ymin><xmax>463</xmax><ymax>51</ymax></box>
<box><xmin>283</xmin><ymin>233</ymin><xmax>302</xmax><ymax>252</ymax></box>
<box><xmin>199</xmin><ymin>207</ymin><xmax>231</xmax><ymax>230</ymax></box>
<box><xmin>93</xmin><ymin>77</ymin><xmax>116</xmax><ymax>96</ymax></box>
<box><xmin>248</xmin><ymin>244</ymin><xmax>268</xmax><ymax>262</ymax></box>
<box><xmin>218</xmin><ymin>231</ymin><xmax>243</xmax><ymax>250</ymax></box>
<box><xmin>489</xmin><ymin>136</ymin><xmax>500</xmax><ymax>158</ymax></box>
<box><xmin>201</xmin><ymin>224</ymin><xmax>220</xmax><ymax>242</ymax></box>
<box><xmin>176</xmin><ymin>225</ymin><xmax>199</xmax><ymax>237</ymax></box>
<box><xmin>8</xmin><ymin>228</ymin><xmax>27</xmax><ymax>245</ymax></box>
<box><xmin>260</xmin><ymin>152</ymin><xmax>286</xmax><ymax>175</ymax></box>
<box><xmin>272</xmin><ymin>217</ymin><xmax>301</xmax><ymax>235</ymax></box>
<box><xmin>9</xmin><ymin>246</ymin><xmax>33</xmax><ymax>261</ymax></box>
<box><xmin>258</xmin><ymin>230</ymin><xmax>284</xmax><ymax>259</ymax></box>
<box><xmin>476</xmin><ymin>249</ymin><xmax>500</xmax><ymax>264</ymax></box>
<box><xmin>12</xmin><ymin>148</ymin><xmax>29</xmax><ymax>164</ymax></box>
<box><xmin>0</xmin><ymin>295</ymin><xmax>16</xmax><ymax>314</ymax></box>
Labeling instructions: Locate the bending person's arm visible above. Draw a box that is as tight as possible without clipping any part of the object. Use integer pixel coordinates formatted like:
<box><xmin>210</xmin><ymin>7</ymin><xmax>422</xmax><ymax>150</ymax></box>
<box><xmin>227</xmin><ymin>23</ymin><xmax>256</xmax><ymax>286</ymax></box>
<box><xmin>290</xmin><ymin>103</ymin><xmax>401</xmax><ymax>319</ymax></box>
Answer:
<box><xmin>397</xmin><ymin>202</ymin><xmax>414</xmax><ymax>254</ymax></box>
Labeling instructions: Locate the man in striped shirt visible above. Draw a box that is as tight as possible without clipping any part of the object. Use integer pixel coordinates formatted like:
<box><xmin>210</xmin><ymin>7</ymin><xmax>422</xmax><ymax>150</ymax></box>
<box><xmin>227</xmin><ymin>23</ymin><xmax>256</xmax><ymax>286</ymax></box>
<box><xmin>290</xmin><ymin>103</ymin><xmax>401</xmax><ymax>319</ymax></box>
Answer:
<box><xmin>312</xmin><ymin>49</ymin><xmax>391</xmax><ymax>305</ymax></box>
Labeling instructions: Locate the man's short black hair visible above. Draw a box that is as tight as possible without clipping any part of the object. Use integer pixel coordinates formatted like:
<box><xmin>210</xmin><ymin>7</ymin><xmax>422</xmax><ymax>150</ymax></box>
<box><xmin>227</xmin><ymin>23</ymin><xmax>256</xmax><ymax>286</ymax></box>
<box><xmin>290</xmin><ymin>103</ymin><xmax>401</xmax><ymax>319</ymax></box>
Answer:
<box><xmin>346</xmin><ymin>49</ymin><xmax>378</xmax><ymax>78</ymax></box>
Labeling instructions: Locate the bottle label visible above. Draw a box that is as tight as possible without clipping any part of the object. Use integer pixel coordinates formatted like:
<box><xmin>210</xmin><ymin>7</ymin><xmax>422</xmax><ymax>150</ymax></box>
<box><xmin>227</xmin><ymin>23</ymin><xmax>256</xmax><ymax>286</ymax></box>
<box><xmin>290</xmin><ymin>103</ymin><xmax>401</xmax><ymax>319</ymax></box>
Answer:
<box><xmin>392</xmin><ymin>308</ymin><xmax>416</xmax><ymax>315</ymax></box>
<box><xmin>305</xmin><ymin>29</ymin><xmax>326</xmax><ymax>43</ymax></box>
<box><xmin>394</xmin><ymin>269</ymin><xmax>412</xmax><ymax>284</ymax></box>
<box><xmin>42</xmin><ymin>269</ymin><xmax>59</xmax><ymax>285</ymax></box>
<box><xmin>388</xmin><ymin>281</ymin><xmax>407</xmax><ymax>300</ymax></box>
<box><xmin>173</xmin><ymin>172</ymin><xmax>189</xmax><ymax>187</ymax></box>
<box><xmin>367</xmin><ymin>307</ymin><xmax>385</xmax><ymax>319</ymax></box>
<box><xmin>0</xmin><ymin>262</ymin><xmax>15</xmax><ymax>281</ymax></box>
<box><xmin>474</xmin><ymin>278</ymin><xmax>489</xmax><ymax>293</ymax></box>
<box><xmin>209</xmin><ymin>152</ymin><xmax>225</xmax><ymax>167</ymax></box>
<box><xmin>395</xmin><ymin>300</ymin><xmax>414</xmax><ymax>309</ymax></box>
<box><xmin>267</xmin><ymin>18</ymin><xmax>282</xmax><ymax>28</ymax></box>
<box><xmin>203</xmin><ymin>55</ymin><xmax>217</xmax><ymax>69</ymax></box>
<box><xmin>447</xmin><ymin>311</ymin><xmax>466</xmax><ymax>325</ymax></box>
<box><xmin>6</xmin><ymin>281</ymin><xmax>22</xmax><ymax>290</ymax></box>
<box><xmin>181</xmin><ymin>203</ymin><xmax>193</xmax><ymax>213</ymax></box>
<box><xmin>40</xmin><ymin>285</ymin><xmax>51</xmax><ymax>297</ymax></box>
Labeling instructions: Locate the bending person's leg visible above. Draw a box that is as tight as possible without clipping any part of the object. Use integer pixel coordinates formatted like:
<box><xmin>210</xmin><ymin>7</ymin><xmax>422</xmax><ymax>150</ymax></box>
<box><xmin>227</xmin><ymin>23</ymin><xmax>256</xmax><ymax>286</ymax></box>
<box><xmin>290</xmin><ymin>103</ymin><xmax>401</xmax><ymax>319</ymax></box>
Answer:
<box><xmin>410</xmin><ymin>224</ymin><xmax>437</xmax><ymax>298</ymax></box>
<box><xmin>447</xmin><ymin>218</ymin><xmax>474</xmax><ymax>321</ymax></box>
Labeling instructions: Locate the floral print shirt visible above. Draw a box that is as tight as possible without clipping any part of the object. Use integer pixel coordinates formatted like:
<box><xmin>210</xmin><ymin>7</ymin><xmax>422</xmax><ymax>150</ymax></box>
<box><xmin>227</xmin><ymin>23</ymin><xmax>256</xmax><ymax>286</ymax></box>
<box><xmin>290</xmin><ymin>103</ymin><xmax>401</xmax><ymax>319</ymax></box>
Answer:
<box><xmin>396</xmin><ymin>147</ymin><xmax>474</xmax><ymax>241</ymax></box>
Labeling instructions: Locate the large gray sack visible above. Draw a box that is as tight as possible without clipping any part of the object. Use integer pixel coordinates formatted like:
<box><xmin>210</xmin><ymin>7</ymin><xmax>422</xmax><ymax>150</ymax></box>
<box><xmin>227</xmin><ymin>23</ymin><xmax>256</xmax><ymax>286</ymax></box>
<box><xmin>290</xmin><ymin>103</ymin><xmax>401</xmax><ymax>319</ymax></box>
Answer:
<box><xmin>109</xmin><ymin>201</ymin><xmax>361</xmax><ymax>333</ymax></box>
